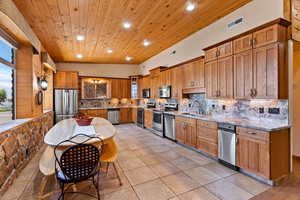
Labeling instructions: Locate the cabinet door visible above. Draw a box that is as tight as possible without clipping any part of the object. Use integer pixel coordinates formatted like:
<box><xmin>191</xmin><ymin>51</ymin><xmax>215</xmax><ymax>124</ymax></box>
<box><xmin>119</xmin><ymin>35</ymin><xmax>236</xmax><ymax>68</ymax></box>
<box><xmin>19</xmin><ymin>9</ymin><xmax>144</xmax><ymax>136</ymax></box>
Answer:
<box><xmin>205</xmin><ymin>60</ymin><xmax>218</xmax><ymax>98</ymax></box>
<box><xmin>132</xmin><ymin>108</ymin><xmax>137</xmax><ymax>123</ymax></box>
<box><xmin>144</xmin><ymin>110</ymin><xmax>153</xmax><ymax>128</ymax></box>
<box><xmin>205</xmin><ymin>47</ymin><xmax>218</xmax><ymax>62</ymax></box>
<box><xmin>234</xmin><ymin>50</ymin><xmax>253</xmax><ymax>99</ymax></box>
<box><xmin>54</xmin><ymin>72</ymin><xmax>66</xmax><ymax>89</ymax></box>
<box><xmin>193</xmin><ymin>59</ymin><xmax>205</xmax><ymax>88</ymax></box>
<box><xmin>67</xmin><ymin>72</ymin><xmax>78</xmax><ymax>89</ymax></box>
<box><xmin>233</xmin><ymin>34</ymin><xmax>253</xmax><ymax>54</ymax></box>
<box><xmin>98</xmin><ymin>109</ymin><xmax>107</xmax><ymax>119</ymax></box>
<box><xmin>253</xmin><ymin>24</ymin><xmax>278</xmax><ymax>48</ymax></box>
<box><xmin>253</xmin><ymin>43</ymin><xmax>278</xmax><ymax>99</ymax></box>
<box><xmin>183</xmin><ymin>63</ymin><xmax>193</xmax><ymax>89</ymax></box>
<box><xmin>218</xmin><ymin>41</ymin><xmax>233</xmax><ymax>58</ymax></box>
<box><xmin>185</xmin><ymin>122</ymin><xmax>197</xmax><ymax>147</ymax></box>
<box><xmin>218</xmin><ymin>56</ymin><xmax>234</xmax><ymax>98</ymax></box>
<box><xmin>175</xmin><ymin>120</ymin><xmax>185</xmax><ymax>143</ymax></box>
<box><xmin>120</xmin><ymin>108</ymin><xmax>127</xmax><ymax>123</ymax></box>
<box><xmin>171</xmin><ymin>66</ymin><xmax>183</xmax><ymax>98</ymax></box>
<box><xmin>236</xmin><ymin>135</ymin><xmax>270</xmax><ymax>178</ymax></box>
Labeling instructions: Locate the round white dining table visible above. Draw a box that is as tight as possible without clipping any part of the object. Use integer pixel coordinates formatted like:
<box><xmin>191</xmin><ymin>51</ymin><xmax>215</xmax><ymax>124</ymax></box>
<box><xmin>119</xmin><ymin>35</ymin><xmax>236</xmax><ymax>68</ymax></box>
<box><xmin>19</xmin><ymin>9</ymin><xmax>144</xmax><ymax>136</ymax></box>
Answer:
<box><xmin>39</xmin><ymin>117</ymin><xmax>116</xmax><ymax>176</ymax></box>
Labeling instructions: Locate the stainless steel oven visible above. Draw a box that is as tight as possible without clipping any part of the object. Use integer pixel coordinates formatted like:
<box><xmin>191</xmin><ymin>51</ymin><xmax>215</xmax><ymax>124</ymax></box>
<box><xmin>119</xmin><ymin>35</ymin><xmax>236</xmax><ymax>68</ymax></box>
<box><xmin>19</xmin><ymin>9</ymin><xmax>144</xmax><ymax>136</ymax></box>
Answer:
<box><xmin>142</xmin><ymin>89</ymin><xmax>151</xmax><ymax>98</ymax></box>
<box><xmin>159</xmin><ymin>85</ymin><xmax>171</xmax><ymax>98</ymax></box>
<box><xmin>137</xmin><ymin>108</ymin><xmax>144</xmax><ymax>128</ymax></box>
<box><xmin>153</xmin><ymin>110</ymin><xmax>163</xmax><ymax>136</ymax></box>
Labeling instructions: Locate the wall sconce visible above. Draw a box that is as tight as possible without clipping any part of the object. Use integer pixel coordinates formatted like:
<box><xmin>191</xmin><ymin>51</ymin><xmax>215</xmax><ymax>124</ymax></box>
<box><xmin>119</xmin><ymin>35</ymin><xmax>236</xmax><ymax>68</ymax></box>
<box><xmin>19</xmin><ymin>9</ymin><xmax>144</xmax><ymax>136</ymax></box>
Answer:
<box><xmin>38</xmin><ymin>76</ymin><xmax>48</xmax><ymax>91</ymax></box>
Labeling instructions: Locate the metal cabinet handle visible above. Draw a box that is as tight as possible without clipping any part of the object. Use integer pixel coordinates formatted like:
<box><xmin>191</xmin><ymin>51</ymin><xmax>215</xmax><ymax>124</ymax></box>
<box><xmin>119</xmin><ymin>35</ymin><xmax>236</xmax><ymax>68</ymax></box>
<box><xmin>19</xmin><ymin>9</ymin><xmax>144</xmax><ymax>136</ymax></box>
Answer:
<box><xmin>252</xmin><ymin>38</ymin><xmax>257</xmax><ymax>45</ymax></box>
<box><xmin>253</xmin><ymin>89</ymin><xmax>257</xmax><ymax>97</ymax></box>
<box><xmin>248</xmin><ymin>132</ymin><xmax>257</xmax><ymax>135</ymax></box>
<box><xmin>250</xmin><ymin>89</ymin><xmax>254</xmax><ymax>97</ymax></box>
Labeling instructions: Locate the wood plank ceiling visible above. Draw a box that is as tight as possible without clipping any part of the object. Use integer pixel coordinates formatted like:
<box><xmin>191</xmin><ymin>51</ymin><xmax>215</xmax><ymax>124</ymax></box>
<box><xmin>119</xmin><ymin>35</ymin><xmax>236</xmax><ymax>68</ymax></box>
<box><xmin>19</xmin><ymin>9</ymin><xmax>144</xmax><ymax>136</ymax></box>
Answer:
<box><xmin>13</xmin><ymin>0</ymin><xmax>252</xmax><ymax>64</ymax></box>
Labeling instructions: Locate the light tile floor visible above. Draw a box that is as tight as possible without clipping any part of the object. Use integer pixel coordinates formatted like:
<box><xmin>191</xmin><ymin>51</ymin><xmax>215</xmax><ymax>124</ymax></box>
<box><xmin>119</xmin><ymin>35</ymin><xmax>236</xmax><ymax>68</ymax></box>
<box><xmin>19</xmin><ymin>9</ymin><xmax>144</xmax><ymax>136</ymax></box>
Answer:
<box><xmin>1</xmin><ymin>124</ymin><xmax>285</xmax><ymax>200</ymax></box>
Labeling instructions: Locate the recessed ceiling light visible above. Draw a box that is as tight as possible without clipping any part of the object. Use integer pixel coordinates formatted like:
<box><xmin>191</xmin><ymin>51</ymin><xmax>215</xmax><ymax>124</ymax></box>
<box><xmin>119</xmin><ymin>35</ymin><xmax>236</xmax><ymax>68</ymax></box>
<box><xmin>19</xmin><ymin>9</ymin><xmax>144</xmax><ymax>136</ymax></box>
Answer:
<box><xmin>107</xmin><ymin>49</ymin><xmax>113</xmax><ymax>54</ymax></box>
<box><xmin>143</xmin><ymin>40</ymin><xmax>151</xmax><ymax>47</ymax></box>
<box><xmin>186</xmin><ymin>2</ymin><xmax>196</xmax><ymax>11</ymax></box>
<box><xmin>123</xmin><ymin>22</ymin><xmax>131</xmax><ymax>29</ymax></box>
<box><xmin>76</xmin><ymin>54</ymin><xmax>83</xmax><ymax>59</ymax></box>
<box><xmin>76</xmin><ymin>35</ymin><xmax>85</xmax><ymax>41</ymax></box>
<box><xmin>125</xmin><ymin>56</ymin><xmax>133</xmax><ymax>61</ymax></box>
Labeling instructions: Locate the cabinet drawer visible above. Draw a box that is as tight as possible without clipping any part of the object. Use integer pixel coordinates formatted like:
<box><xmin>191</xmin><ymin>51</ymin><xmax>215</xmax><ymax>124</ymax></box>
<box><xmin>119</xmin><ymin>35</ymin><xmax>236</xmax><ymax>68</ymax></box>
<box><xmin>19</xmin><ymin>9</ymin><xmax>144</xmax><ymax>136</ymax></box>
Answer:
<box><xmin>237</xmin><ymin>127</ymin><xmax>269</xmax><ymax>141</ymax></box>
<box><xmin>253</xmin><ymin>24</ymin><xmax>279</xmax><ymax>48</ymax></box>
<box><xmin>205</xmin><ymin>47</ymin><xmax>218</xmax><ymax>62</ymax></box>
<box><xmin>197</xmin><ymin>127</ymin><xmax>218</xmax><ymax>144</ymax></box>
<box><xmin>197</xmin><ymin>120</ymin><xmax>217</xmax><ymax>129</ymax></box>
<box><xmin>218</xmin><ymin>41</ymin><xmax>233</xmax><ymax>58</ymax></box>
<box><xmin>197</xmin><ymin>137</ymin><xmax>218</xmax><ymax>156</ymax></box>
<box><xmin>176</xmin><ymin>116</ymin><xmax>197</xmax><ymax>125</ymax></box>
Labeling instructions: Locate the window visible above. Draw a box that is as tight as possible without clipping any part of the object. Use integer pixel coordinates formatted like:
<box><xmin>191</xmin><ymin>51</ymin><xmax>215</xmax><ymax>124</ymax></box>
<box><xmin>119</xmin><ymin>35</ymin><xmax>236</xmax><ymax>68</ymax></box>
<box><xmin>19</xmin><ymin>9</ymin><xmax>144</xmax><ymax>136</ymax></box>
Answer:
<box><xmin>131</xmin><ymin>77</ymin><xmax>138</xmax><ymax>99</ymax></box>
<box><xmin>0</xmin><ymin>38</ymin><xmax>15</xmax><ymax>124</ymax></box>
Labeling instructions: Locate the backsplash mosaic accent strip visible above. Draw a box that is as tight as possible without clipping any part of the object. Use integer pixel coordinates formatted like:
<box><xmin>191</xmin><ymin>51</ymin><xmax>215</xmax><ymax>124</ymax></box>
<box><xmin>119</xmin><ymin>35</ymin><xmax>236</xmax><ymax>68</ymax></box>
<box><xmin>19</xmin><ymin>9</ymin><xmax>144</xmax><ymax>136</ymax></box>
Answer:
<box><xmin>180</xmin><ymin>94</ymin><xmax>288</xmax><ymax>122</ymax></box>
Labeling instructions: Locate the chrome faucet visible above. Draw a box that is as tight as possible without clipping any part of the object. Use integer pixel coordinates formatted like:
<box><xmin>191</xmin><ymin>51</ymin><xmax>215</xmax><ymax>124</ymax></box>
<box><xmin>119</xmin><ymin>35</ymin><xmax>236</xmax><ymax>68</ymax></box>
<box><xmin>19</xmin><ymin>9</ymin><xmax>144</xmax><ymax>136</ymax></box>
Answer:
<box><xmin>190</xmin><ymin>100</ymin><xmax>203</xmax><ymax>115</ymax></box>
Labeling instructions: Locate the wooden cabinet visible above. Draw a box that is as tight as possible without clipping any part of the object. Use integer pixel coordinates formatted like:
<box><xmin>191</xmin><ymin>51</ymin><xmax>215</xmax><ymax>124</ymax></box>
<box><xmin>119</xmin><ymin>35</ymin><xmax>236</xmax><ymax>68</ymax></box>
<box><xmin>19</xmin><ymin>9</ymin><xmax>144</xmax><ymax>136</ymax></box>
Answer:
<box><xmin>236</xmin><ymin>127</ymin><xmax>290</xmax><ymax>180</ymax></box>
<box><xmin>234</xmin><ymin>50</ymin><xmax>253</xmax><ymax>99</ymax></box>
<box><xmin>218</xmin><ymin>41</ymin><xmax>233</xmax><ymax>58</ymax></box>
<box><xmin>253</xmin><ymin>24</ymin><xmax>280</xmax><ymax>48</ymax></box>
<box><xmin>170</xmin><ymin>66</ymin><xmax>183</xmax><ymax>98</ymax></box>
<box><xmin>205</xmin><ymin>47</ymin><xmax>218</xmax><ymax>62</ymax></box>
<box><xmin>160</xmin><ymin>69</ymin><xmax>171</xmax><ymax>86</ymax></box>
<box><xmin>205</xmin><ymin>60</ymin><xmax>218</xmax><ymax>98</ymax></box>
<box><xmin>120</xmin><ymin>108</ymin><xmax>132</xmax><ymax>123</ymax></box>
<box><xmin>54</xmin><ymin>71</ymin><xmax>78</xmax><ymax>89</ymax></box>
<box><xmin>253</xmin><ymin>43</ymin><xmax>279</xmax><ymax>99</ymax></box>
<box><xmin>196</xmin><ymin>120</ymin><xmax>218</xmax><ymax>156</ymax></box>
<box><xmin>218</xmin><ymin>56</ymin><xmax>234</xmax><ymax>98</ymax></box>
<box><xmin>132</xmin><ymin>107</ymin><xmax>137</xmax><ymax>123</ymax></box>
<box><xmin>233</xmin><ymin>34</ymin><xmax>253</xmax><ymax>54</ymax></box>
<box><xmin>144</xmin><ymin>109</ymin><xmax>153</xmax><ymax>129</ymax></box>
<box><xmin>205</xmin><ymin>57</ymin><xmax>233</xmax><ymax>98</ymax></box>
<box><xmin>175</xmin><ymin>117</ymin><xmax>197</xmax><ymax>148</ymax></box>
<box><xmin>79</xmin><ymin>109</ymin><xmax>107</xmax><ymax>119</ymax></box>
<box><xmin>182</xmin><ymin>58</ymin><xmax>205</xmax><ymax>90</ymax></box>
<box><xmin>111</xmin><ymin>79</ymin><xmax>131</xmax><ymax>99</ymax></box>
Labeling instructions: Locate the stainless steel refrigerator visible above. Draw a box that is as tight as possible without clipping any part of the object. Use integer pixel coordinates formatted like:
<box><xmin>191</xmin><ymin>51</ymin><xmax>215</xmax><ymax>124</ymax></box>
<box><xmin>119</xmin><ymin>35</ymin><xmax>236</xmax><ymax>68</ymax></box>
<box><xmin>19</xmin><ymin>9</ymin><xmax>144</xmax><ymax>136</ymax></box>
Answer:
<box><xmin>54</xmin><ymin>89</ymin><xmax>78</xmax><ymax>123</ymax></box>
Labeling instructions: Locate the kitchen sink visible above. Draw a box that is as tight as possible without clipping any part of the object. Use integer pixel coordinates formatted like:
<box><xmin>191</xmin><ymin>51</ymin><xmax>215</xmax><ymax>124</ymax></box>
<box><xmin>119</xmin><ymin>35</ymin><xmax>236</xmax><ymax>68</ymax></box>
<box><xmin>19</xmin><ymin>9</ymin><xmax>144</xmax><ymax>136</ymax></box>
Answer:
<box><xmin>181</xmin><ymin>113</ymin><xmax>203</xmax><ymax>117</ymax></box>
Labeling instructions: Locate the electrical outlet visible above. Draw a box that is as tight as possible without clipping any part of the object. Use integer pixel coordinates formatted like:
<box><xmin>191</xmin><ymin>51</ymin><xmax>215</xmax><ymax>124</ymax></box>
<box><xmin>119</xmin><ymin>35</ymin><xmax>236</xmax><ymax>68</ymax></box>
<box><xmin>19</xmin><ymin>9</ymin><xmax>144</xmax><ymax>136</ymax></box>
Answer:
<box><xmin>268</xmin><ymin>108</ymin><xmax>280</xmax><ymax>114</ymax></box>
<box><xmin>259</xmin><ymin>107</ymin><xmax>264</xmax><ymax>114</ymax></box>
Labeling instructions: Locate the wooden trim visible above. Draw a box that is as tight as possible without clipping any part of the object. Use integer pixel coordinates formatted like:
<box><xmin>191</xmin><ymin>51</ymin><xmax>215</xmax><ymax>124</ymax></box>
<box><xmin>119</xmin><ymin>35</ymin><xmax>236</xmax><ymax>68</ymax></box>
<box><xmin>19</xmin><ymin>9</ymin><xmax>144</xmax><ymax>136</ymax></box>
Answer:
<box><xmin>0</xmin><ymin>57</ymin><xmax>14</xmax><ymax>68</ymax></box>
<box><xmin>79</xmin><ymin>75</ymin><xmax>130</xmax><ymax>80</ymax></box>
<box><xmin>0</xmin><ymin>27</ymin><xmax>19</xmax><ymax>48</ymax></box>
<box><xmin>182</xmin><ymin>87</ymin><xmax>206</xmax><ymax>94</ymax></box>
<box><xmin>203</xmin><ymin>18</ymin><xmax>291</xmax><ymax>51</ymax></box>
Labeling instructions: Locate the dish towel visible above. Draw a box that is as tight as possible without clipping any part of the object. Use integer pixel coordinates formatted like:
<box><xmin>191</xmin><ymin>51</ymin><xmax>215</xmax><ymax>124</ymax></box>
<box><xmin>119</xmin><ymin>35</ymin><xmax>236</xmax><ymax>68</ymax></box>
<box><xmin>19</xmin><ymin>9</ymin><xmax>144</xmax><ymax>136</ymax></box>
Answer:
<box><xmin>73</xmin><ymin>125</ymin><xmax>96</xmax><ymax>137</ymax></box>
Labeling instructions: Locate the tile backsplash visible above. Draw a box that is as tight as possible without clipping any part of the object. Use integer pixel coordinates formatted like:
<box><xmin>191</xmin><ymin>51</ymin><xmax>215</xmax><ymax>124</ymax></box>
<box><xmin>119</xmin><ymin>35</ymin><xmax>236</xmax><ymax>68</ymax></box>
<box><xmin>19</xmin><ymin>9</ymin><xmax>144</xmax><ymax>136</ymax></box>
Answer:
<box><xmin>180</xmin><ymin>94</ymin><xmax>288</xmax><ymax>121</ymax></box>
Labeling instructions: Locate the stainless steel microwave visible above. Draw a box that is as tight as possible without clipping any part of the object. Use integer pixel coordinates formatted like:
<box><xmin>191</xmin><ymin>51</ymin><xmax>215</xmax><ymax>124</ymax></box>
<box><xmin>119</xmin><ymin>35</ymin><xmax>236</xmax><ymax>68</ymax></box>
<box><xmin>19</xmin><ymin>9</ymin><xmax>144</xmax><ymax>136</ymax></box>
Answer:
<box><xmin>142</xmin><ymin>88</ymin><xmax>151</xmax><ymax>98</ymax></box>
<box><xmin>159</xmin><ymin>85</ymin><xmax>171</xmax><ymax>98</ymax></box>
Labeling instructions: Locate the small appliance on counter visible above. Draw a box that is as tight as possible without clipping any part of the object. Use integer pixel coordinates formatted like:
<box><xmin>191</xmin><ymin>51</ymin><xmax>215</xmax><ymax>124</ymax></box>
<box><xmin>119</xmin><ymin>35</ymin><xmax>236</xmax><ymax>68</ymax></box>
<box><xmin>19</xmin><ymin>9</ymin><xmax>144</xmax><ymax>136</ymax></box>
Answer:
<box><xmin>54</xmin><ymin>89</ymin><xmax>78</xmax><ymax>123</ymax></box>
<box><xmin>146</xmin><ymin>101</ymin><xmax>156</xmax><ymax>108</ymax></box>
<box><xmin>142</xmin><ymin>88</ymin><xmax>151</xmax><ymax>98</ymax></box>
<box><xmin>218</xmin><ymin>123</ymin><xmax>238</xmax><ymax>170</ymax></box>
<box><xmin>159</xmin><ymin>85</ymin><xmax>171</xmax><ymax>98</ymax></box>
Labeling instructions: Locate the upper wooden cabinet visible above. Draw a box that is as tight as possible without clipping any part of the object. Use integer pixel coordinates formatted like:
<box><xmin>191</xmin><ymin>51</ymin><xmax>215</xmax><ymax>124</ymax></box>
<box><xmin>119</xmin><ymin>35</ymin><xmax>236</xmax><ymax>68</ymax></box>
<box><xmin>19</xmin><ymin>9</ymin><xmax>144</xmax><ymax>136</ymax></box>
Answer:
<box><xmin>54</xmin><ymin>71</ymin><xmax>78</xmax><ymax>89</ymax></box>
<box><xmin>182</xmin><ymin>58</ymin><xmax>205</xmax><ymax>94</ymax></box>
<box><xmin>111</xmin><ymin>79</ymin><xmax>131</xmax><ymax>99</ymax></box>
<box><xmin>170</xmin><ymin>66</ymin><xmax>183</xmax><ymax>99</ymax></box>
<box><xmin>253</xmin><ymin>24</ymin><xmax>280</xmax><ymax>48</ymax></box>
<box><xmin>234</xmin><ymin>50</ymin><xmax>253</xmax><ymax>99</ymax></box>
<box><xmin>233</xmin><ymin>34</ymin><xmax>253</xmax><ymax>54</ymax></box>
<box><xmin>205</xmin><ymin>20</ymin><xmax>289</xmax><ymax>100</ymax></box>
<box><xmin>205</xmin><ymin>41</ymin><xmax>232</xmax><ymax>62</ymax></box>
<box><xmin>205</xmin><ymin>57</ymin><xmax>233</xmax><ymax>99</ymax></box>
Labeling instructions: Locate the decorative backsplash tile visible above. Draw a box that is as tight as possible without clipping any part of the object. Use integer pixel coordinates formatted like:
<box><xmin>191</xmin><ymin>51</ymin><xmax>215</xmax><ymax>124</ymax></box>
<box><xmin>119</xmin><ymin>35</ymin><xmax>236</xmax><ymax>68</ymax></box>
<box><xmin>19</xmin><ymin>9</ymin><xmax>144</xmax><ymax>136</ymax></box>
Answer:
<box><xmin>180</xmin><ymin>94</ymin><xmax>288</xmax><ymax>122</ymax></box>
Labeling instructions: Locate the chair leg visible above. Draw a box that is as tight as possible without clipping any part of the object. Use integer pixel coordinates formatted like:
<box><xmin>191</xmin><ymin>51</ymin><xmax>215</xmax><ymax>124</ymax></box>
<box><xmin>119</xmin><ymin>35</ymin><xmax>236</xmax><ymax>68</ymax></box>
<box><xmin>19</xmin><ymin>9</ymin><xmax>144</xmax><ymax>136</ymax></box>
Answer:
<box><xmin>59</xmin><ymin>183</ymin><xmax>65</xmax><ymax>200</ymax></box>
<box><xmin>106</xmin><ymin>162</ymin><xmax>110</xmax><ymax>176</ymax></box>
<box><xmin>112</xmin><ymin>162</ymin><xmax>122</xmax><ymax>186</ymax></box>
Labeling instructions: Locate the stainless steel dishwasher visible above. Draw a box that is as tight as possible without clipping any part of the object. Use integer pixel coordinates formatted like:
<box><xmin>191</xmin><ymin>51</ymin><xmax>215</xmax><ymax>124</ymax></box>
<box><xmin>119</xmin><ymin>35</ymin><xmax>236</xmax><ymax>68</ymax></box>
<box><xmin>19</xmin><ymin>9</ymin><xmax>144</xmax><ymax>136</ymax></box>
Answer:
<box><xmin>163</xmin><ymin>113</ymin><xmax>176</xmax><ymax>140</ymax></box>
<box><xmin>218</xmin><ymin>123</ymin><xmax>238</xmax><ymax>170</ymax></box>
<box><xmin>107</xmin><ymin>108</ymin><xmax>120</xmax><ymax>125</ymax></box>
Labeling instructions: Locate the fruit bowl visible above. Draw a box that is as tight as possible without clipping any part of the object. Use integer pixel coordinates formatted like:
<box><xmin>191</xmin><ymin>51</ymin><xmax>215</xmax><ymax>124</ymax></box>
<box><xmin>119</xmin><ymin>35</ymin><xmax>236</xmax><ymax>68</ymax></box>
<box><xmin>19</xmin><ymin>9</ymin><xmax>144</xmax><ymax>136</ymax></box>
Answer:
<box><xmin>75</xmin><ymin>118</ymin><xmax>93</xmax><ymax>126</ymax></box>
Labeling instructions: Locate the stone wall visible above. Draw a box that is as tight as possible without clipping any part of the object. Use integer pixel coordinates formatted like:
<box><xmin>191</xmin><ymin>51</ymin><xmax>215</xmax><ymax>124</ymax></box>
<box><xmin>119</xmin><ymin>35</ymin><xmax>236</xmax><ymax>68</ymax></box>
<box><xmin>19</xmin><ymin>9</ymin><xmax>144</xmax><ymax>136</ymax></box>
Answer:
<box><xmin>0</xmin><ymin>111</ymin><xmax>53</xmax><ymax>195</ymax></box>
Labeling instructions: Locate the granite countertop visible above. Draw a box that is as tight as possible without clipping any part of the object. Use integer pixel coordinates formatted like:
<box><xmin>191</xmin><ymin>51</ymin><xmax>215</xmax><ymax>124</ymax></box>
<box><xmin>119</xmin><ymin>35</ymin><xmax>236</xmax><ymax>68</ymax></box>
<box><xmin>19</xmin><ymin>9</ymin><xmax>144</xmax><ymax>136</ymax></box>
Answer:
<box><xmin>79</xmin><ymin>105</ymin><xmax>139</xmax><ymax>110</ymax></box>
<box><xmin>175</xmin><ymin>112</ymin><xmax>290</xmax><ymax>132</ymax></box>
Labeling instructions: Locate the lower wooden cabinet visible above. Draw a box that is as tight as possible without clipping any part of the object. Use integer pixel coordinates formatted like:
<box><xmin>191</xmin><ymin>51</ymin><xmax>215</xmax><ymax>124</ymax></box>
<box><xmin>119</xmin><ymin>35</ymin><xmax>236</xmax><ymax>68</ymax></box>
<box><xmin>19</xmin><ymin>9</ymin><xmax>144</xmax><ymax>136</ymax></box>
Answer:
<box><xmin>196</xmin><ymin>120</ymin><xmax>218</xmax><ymax>156</ymax></box>
<box><xmin>144</xmin><ymin>109</ymin><xmax>153</xmax><ymax>129</ymax></box>
<box><xmin>236</xmin><ymin>127</ymin><xmax>290</xmax><ymax>180</ymax></box>
<box><xmin>175</xmin><ymin>117</ymin><xmax>197</xmax><ymax>148</ymax></box>
<box><xmin>79</xmin><ymin>109</ymin><xmax>107</xmax><ymax>119</ymax></box>
<box><xmin>120</xmin><ymin>108</ymin><xmax>132</xmax><ymax>123</ymax></box>
<box><xmin>132</xmin><ymin>107</ymin><xmax>137</xmax><ymax>123</ymax></box>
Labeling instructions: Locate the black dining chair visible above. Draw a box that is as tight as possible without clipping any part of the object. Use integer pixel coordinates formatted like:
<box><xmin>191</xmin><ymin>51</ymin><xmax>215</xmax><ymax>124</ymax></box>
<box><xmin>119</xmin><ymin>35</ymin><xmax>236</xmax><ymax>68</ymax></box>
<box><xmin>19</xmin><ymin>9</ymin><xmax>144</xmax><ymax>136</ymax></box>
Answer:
<box><xmin>54</xmin><ymin>134</ymin><xmax>103</xmax><ymax>200</ymax></box>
